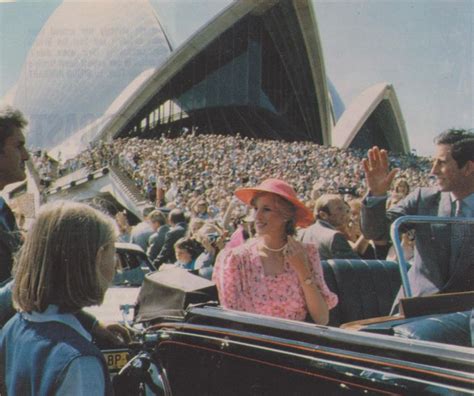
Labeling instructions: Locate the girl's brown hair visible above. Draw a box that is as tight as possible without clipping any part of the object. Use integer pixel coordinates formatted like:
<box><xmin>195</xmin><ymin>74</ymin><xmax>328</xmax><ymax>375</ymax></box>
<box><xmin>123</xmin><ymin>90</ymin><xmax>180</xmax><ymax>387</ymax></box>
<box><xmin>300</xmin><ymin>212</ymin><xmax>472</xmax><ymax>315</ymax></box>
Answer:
<box><xmin>13</xmin><ymin>201</ymin><xmax>116</xmax><ymax>313</ymax></box>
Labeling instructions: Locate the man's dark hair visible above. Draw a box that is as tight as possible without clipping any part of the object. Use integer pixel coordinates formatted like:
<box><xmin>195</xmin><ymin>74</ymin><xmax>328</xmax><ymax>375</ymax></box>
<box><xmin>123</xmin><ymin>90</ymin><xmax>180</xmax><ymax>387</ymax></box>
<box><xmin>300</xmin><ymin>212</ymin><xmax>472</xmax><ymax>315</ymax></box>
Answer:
<box><xmin>142</xmin><ymin>205</ymin><xmax>156</xmax><ymax>218</ymax></box>
<box><xmin>0</xmin><ymin>106</ymin><xmax>28</xmax><ymax>150</ymax></box>
<box><xmin>314</xmin><ymin>194</ymin><xmax>341</xmax><ymax>219</ymax></box>
<box><xmin>434</xmin><ymin>128</ymin><xmax>474</xmax><ymax>168</ymax></box>
<box><xmin>169</xmin><ymin>209</ymin><xmax>186</xmax><ymax>225</ymax></box>
<box><xmin>174</xmin><ymin>237</ymin><xmax>202</xmax><ymax>260</ymax></box>
<box><xmin>148</xmin><ymin>210</ymin><xmax>167</xmax><ymax>226</ymax></box>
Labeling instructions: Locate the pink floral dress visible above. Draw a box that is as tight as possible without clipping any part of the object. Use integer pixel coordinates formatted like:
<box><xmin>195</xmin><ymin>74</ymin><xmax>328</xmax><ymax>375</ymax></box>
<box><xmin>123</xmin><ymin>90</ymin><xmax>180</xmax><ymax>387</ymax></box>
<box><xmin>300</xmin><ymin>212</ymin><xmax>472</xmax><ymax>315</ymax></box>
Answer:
<box><xmin>213</xmin><ymin>238</ymin><xmax>338</xmax><ymax>321</ymax></box>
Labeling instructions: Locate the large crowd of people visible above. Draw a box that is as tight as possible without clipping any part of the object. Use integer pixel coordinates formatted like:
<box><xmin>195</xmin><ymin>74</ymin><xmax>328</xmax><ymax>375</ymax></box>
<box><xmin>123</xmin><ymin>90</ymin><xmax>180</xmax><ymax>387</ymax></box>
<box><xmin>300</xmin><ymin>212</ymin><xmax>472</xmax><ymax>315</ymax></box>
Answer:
<box><xmin>20</xmin><ymin>128</ymin><xmax>474</xmax><ymax>319</ymax></box>
<box><xmin>25</xmin><ymin>133</ymin><xmax>440</xmax><ymax>278</ymax></box>
<box><xmin>34</xmin><ymin>133</ymin><xmax>434</xmax><ymax>230</ymax></box>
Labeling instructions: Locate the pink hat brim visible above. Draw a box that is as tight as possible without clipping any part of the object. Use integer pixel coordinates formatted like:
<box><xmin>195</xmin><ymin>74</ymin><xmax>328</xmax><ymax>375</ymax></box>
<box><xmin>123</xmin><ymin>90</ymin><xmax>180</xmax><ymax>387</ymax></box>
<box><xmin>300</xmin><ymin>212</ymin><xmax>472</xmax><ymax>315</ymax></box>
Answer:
<box><xmin>235</xmin><ymin>185</ymin><xmax>314</xmax><ymax>227</ymax></box>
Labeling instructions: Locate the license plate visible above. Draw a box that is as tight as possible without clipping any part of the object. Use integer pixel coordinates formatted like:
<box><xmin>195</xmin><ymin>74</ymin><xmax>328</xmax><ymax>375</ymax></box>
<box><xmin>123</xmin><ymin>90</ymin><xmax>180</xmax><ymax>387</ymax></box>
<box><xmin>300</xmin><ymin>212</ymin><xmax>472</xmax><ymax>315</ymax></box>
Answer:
<box><xmin>103</xmin><ymin>349</ymin><xmax>130</xmax><ymax>372</ymax></box>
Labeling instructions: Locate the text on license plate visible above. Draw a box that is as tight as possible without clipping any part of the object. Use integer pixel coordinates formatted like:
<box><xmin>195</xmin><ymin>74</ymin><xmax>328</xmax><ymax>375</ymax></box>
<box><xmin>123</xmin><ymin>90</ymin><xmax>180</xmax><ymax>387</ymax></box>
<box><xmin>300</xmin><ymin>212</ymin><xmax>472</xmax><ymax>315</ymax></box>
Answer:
<box><xmin>103</xmin><ymin>350</ymin><xmax>130</xmax><ymax>371</ymax></box>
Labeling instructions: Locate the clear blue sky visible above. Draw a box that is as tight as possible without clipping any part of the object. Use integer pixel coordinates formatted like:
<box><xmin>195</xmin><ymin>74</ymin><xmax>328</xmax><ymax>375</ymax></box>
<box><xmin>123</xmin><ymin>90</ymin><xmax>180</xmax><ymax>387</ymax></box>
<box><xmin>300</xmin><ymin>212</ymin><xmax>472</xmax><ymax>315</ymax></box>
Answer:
<box><xmin>1</xmin><ymin>0</ymin><xmax>472</xmax><ymax>155</ymax></box>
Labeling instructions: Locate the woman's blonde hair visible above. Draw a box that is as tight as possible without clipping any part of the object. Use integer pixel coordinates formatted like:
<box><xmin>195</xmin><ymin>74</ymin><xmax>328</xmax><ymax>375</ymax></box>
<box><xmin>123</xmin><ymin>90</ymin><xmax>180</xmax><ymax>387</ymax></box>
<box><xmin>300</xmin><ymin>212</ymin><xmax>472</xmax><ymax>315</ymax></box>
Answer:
<box><xmin>13</xmin><ymin>201</ymin><xmax>116</xmax><ymax>313</ymax></box>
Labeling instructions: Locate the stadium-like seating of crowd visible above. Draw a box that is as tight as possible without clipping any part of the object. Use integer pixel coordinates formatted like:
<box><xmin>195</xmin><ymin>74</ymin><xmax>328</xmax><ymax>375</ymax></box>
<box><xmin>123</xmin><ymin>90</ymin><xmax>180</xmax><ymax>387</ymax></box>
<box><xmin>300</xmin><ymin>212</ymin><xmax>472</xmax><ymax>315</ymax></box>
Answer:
<box><xmin>32</xmin><ymin>133</ymin><xmax>434</xmax><ymax>219</ymax></box>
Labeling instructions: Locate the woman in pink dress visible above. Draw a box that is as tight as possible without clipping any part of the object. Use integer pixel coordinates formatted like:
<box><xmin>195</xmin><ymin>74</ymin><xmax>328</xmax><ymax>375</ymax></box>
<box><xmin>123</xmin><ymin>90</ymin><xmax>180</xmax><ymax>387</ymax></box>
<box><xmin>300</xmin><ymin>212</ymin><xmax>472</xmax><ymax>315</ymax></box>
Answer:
<box><xmin>213</xmin><ymin>179</ymin><xmax>337</xmax><ymax>325</ymax></box>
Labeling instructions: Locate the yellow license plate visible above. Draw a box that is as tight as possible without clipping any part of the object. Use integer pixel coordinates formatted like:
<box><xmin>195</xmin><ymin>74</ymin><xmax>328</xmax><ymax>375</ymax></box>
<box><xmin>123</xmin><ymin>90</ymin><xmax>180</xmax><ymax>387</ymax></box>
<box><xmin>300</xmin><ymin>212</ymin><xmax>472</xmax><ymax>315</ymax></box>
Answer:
<box><xmin>103</xmin><ymin>350</ymin><xmax>130</xmax><ymax>372</ymax></box>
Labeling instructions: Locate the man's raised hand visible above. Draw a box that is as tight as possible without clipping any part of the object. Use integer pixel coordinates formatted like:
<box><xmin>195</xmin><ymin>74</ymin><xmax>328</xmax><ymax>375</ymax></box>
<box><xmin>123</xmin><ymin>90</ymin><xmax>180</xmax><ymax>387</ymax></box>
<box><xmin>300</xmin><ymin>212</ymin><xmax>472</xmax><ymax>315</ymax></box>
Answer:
<box><xmin>361</xmin><ymin>146</ymin><xmax>399</xmax><ymax>196</ymax></box>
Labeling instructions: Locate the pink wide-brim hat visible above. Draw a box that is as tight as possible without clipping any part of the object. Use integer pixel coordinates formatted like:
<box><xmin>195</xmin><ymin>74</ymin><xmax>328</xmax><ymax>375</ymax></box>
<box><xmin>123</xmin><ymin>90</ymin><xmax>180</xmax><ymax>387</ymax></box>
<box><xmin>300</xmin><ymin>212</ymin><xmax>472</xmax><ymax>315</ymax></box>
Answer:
<box><xmin>235</xmin><ymin>178</ymin><xmax>314</xmax><ymax>227</ymax></box>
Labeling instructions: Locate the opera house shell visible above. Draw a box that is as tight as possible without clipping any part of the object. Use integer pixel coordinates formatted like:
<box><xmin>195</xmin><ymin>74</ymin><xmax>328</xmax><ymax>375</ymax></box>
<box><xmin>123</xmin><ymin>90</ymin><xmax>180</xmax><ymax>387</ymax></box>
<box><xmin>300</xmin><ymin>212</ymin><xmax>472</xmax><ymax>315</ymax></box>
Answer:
<box><xmin>7</xmin><ymin>0</ymin><xmax>410</xmax><ymax>160</ymax></box>
<box><xmin>9</xmin><ymin>0</ymin><xmax>172</xmax><ymax>154</ymax></box>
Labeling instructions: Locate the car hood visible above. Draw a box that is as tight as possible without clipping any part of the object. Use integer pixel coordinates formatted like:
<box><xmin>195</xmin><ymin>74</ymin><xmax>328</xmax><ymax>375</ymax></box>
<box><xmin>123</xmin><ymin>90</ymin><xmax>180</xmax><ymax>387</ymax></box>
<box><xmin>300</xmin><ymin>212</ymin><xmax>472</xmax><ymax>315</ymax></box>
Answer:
<box><xmin>84</xmin><ymin>286</ymin><xmax>140</xmax><ymax>323</ymax></box>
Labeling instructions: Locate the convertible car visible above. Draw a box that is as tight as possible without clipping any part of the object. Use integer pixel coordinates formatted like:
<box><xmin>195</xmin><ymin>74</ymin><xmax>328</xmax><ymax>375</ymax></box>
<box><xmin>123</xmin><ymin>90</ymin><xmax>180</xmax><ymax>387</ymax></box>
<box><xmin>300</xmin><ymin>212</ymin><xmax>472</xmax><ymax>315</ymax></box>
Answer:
<box><xmin>103</xmin><ymin>216</ymin><xmax>473</xmax><ymax>395</ymax></box>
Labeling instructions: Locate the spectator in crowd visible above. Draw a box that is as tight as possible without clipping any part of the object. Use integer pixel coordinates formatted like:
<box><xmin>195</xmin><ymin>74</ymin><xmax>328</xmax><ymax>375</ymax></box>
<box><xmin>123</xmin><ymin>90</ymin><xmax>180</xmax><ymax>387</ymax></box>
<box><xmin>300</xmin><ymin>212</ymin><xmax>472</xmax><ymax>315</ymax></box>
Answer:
<box><xmin>310</xmin><ymin>181</ymin><xmax>325</xmax><ymax>204</ymax></box>
<box><xmin>0</xmin><ymin>201</ymin><xmax>117</xmax><ymax>395</ymax></box>
<box><xmin>361</xmin><ymin>129</ymin><xmax>474</xmax><ymax>309</ymax></box>
<box><xmin>167</xmin><ymin>237</ymin><xmax>202</xmax><ymax>271</ymax></box>
<box><xmin>213</xmin><ymin>179</ymin><xmax>337</xmax><ymax>324</ymax></box>
<box><xmin>385</xmin><ymin>178</ymin><xmax>412</xmax><ymax>260</ymax></box>
<box><xmin>335</xmin><ymin>199</ymin><xmax>353</xmax><ymax>241</ymax></box>
<box><xmin>130</xmin><ymin>205</ymin><xmax>155</xmax><ymax>251</ymax></box>
<box><xmin>0</xmin><ymin>106</ymin><xmax>29</xmax><ymax>283</ymax></box>
<box><xmin>11</xmin><ymin>207</ymin><xmax>27</xmax><ymax>242</ymax></box>
<box><xmin>146</xmin><ymin>210</ymin><xmax>170</xmax><ymax>262</ymax></box>
<box><xmin>194</xmin><ymin>221</ymin><xmax>226</xmax><ymax>272</ymax></box>
<box><xmin>187</xmin><ymin>217</ymin><xmax>205</xmax><ymax>239</ymax></box>
<box><xmin>155</xmin><ymin>176</ymin><xmax>167</xmax><ymax>207</ymax></box>
<box><xmin>145</xmin><ymin>180</ymin><xmax>156</xmax><ymax>203</ymax></box>
<box><xmin>190</xmin><ymin>199</ymin><xmax>210</xmax><ymax>220</ymax></box>
<box><xmin>346</xmin><ymin>199</ymin><xmax>376</xmax><ymax>259</ymax></box>
<box><xmin>226</xmin><ymin>211</ymin><xmax>255</xmax><ymax>250</ymax></box>
<box><xmin>386</xmin><ymin>178</ymin><xmax>410</xmax><ymax>209</ymax></box>
<box><xmin>153</xmin><ymin>209</ymin><xmax>187</xmax><ymax>269</ymax></box>
<box><xmin>382</xmin><ymin>178</ymin><xmax>412</xmax><ymax>260</ymax></box>
<box><xmin>115</xmin><ymin>211</ymin><xmax>132</xmax><ymax>243</ymax></box>
<box><xmin>299</xmin><ymin>194</ymin><xmax>360</xmax><ymax>260</ymax></box>
<box><xmin>217</xmin><ymin>196</ymin><xmax>243</xmax><ymax>234</ymax></box>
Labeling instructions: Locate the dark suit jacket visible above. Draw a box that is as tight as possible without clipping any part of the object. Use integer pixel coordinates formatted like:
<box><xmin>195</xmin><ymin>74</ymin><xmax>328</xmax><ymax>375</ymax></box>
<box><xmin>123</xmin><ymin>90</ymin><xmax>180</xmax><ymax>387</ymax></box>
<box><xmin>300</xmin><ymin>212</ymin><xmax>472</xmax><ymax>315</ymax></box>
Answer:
<box><xmin>0</xmin><ymin>226</ymin><xmax>21</xmax><ymax>284</ymax></box>
<box><xmin>0</xmin><ymin>202</ymin><xmax>21</xmax><ymax>323</ymax></box>
<box><xmin>153</xmin><ymin>222</ymin><xmax>187</xmax><ymax>269</ymax></box>
<box><xmin>361</xmin><ymin>187</ymin><xmax>474</xmax><ymax>303</ymax></box>
<box><xmin>146</xmin><ymin>224</ymin><xmax>170</xmax><ymax>261</ymax></box>
<box><xmin>299</xmin><ymin>220</ymin><xmax>359</xmax><ymax>260</ymax></box>
<box><xmin>130</xmin><ymin>222</ymin><xmax>154</xmax><ymax>252</ymax></box>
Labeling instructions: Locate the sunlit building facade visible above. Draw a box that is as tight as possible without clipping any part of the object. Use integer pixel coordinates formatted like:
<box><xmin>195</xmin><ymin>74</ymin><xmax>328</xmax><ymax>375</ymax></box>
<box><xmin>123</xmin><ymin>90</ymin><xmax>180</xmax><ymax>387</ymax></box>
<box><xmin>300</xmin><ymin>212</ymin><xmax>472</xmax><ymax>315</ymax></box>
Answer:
<box><xmin>8</xmin><ymin>0</ymin><xmax>410</xmax><ymax>157</ymax></box>
<box><xmin>11</xmin><ymin>0</ymin><xmax>171</xmax><ymax>150</ymax></box>
<box><xmin>117</xmin><ymin>2</ymin><xmax>327</xmax><ymax>143</ymax></box>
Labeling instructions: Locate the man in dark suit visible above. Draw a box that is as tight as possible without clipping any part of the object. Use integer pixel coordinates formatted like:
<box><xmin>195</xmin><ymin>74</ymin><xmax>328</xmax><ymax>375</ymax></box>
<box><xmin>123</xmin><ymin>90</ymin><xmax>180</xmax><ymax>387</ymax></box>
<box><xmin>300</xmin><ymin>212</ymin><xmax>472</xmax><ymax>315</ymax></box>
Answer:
<box><xmin>146</xmin><ymin>209</ymin><xmax>170</xmax><ymax>261</ymax></box>
<box><xmin>130</xmin><ymin>205</ymin><xmax>155</xmax><ymax>251</ymax></box>
<box><xmin>361</xmin><ymin>129</ymin><xmax>474</xmax><ymax>307</ymax></box>
<box><xmin>299</xmin><ymin>194</ymin><xmax>359</xmax><ymax>260</ymax></box>
<box><xmin>153</xmin><ymin>209</ymin><xmax>187</xmax><ymax>269</ymax></box>
<box><xmin>0</xmin><ymin>107</ymin><xmax>29</xmax><ymax>283</ymax></box>
<box><xmin>0</xmin><ymin>107</ymin><xmax>29</xmax><ymax>323</ymax></box>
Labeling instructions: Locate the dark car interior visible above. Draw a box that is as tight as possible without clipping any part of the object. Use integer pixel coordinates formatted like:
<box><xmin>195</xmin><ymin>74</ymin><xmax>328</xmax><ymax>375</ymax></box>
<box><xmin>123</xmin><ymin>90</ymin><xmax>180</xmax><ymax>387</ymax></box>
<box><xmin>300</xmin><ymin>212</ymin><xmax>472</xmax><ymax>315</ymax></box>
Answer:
<box><xmin>320</xmin><ymin>258</ymin><xmax>473</xmax><ymax>347</ymax></box>
<box><xmin>321</xmin><ymin>259</ymin><xmax>401</xmax><ymax>327</ymax></box>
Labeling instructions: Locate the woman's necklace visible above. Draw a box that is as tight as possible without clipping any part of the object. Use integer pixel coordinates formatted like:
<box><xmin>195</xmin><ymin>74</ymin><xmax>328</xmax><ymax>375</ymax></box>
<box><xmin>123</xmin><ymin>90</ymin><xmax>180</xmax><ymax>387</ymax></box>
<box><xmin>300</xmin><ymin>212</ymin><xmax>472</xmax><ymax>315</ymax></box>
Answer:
<box><xmin>260</xmin><ymin>241</ymin><xmax>287</xmax><ymax>253</ymax></box>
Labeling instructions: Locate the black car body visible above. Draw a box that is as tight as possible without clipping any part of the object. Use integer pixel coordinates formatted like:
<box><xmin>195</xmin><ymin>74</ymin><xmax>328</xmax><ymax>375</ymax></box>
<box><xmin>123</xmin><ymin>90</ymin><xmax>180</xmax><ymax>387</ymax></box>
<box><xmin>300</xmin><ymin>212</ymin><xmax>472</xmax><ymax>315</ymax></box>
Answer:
<box><xmin>135</xmin><ymin>305</ymin><xmax>472</xmax><ymax>395</ymax></box>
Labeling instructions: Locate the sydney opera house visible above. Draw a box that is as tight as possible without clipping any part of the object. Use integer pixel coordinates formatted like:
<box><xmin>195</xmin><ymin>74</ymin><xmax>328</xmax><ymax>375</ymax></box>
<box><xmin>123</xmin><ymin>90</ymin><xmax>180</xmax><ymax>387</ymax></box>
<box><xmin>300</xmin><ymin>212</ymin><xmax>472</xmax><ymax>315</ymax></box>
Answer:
<box><xmin>3</xmin><ymin>0</ymin><xmax>409</xmax><ymax>217</ymax></box>
<box><xmin>6</xmin><ymin>0</ymin><xmax>409</xmax><ymax>159</ymax></box>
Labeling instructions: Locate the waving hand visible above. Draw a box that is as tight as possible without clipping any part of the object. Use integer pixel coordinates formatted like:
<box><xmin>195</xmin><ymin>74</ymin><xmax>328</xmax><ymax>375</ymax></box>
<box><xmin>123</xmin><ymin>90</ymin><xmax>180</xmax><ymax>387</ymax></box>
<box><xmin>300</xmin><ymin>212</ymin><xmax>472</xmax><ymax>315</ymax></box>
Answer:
<box><xmin>362</xmin><ymin>146</ymin><xmax>399</xmax><ymax>196</ymax></box>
